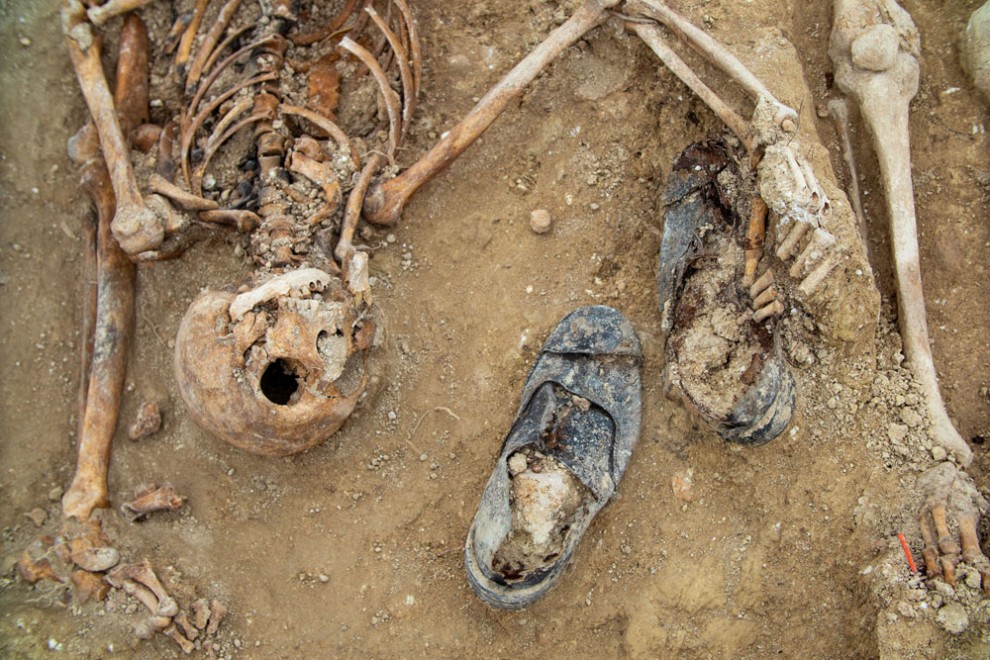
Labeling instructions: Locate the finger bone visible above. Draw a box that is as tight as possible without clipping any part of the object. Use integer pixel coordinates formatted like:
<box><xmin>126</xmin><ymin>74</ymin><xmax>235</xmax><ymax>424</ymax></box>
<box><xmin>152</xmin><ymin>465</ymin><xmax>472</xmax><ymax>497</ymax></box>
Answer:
<box><xmin>753</xmin><ymin>285</ymin><xmax>778</xmax><ymax>310</ymax></box>
<box><xmin>753</xmin><ymin>300</ymin><xmax>784</xmax><ymax>323</ymax></box>
<box><xmin>749</xmin><ymin>268</ymin><xmax>775</xmax><ymax>299</ymax></box>
<box><xmin>121</xmin><ymin>483</ymin><xmax>185</xmax><ymax>521</ymax></box>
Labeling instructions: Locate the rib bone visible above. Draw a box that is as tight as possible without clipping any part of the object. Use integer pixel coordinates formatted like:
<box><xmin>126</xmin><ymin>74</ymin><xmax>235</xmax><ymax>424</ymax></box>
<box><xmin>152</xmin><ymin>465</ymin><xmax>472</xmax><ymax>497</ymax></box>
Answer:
<box><xmin>830</xmin><ymin>0</ymin><xmax>972</xmax><ymax>466</ymax></box>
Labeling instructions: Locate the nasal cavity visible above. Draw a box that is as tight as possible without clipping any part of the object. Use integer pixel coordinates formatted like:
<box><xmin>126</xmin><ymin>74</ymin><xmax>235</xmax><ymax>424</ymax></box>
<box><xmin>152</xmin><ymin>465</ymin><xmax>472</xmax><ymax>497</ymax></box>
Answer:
<box><xmin>260</xmin><ymin>359</ymin><xmax>299</xmax><ymax>405</ymax></box>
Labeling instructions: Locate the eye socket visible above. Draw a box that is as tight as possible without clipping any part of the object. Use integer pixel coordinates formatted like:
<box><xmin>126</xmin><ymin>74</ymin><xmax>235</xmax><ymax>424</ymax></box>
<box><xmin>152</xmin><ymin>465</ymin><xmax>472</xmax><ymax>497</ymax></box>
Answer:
<box><xmin>260</xmin><ymin>359</ymin><xmax>299</xmax><ymax>405</ymax></box>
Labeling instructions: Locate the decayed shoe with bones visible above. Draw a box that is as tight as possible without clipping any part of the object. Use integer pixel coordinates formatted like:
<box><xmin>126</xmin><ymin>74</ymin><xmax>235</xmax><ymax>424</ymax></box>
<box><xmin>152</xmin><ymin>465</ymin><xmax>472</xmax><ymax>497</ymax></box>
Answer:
<box><xmin>62</xmin><ymin>0</ymin><xmax>421</xmax><ymax>458</ymax></box>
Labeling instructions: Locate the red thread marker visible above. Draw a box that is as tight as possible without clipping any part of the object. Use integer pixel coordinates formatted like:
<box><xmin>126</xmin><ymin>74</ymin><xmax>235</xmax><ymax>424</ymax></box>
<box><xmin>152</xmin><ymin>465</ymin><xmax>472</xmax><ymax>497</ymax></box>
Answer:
<box><xmin>898</xmin><ymin>533</ymin><xmax>917</xmax><ymax>573</ymax></box>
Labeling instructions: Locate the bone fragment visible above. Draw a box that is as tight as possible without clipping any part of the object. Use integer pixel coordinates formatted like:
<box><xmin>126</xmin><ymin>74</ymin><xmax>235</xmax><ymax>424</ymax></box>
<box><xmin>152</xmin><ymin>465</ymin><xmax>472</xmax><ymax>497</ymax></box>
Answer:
<box><xmin>164</xmin><ymin>624</ymin><xmax>195</xmax><ymax>654</ymax></box>
<box><xmin>176</xmin><ymin>0</ymin><xmax>210</xmax><ymax>76</ymax></box>
<box><xmin>64</xmin><ymin>4</ymin><xmax>163</xmax><ymax>255</ymax></box>
<box><xmin>830</xmin><ymin>0</ymin><xmax>972</xmax><ymax>466</ymax></box>
<box><xmin>362</xmin><ymin>0</ymin><xmax>621</xmax><ymax>226</ymax></box>
<box><xmin>826</xmin><ymin>98</ymin><xmax>868</xmax><ymax>248</ymax></box>
<box><xmin>86</xmin><ymin>0</ymin><xmax>155</xmax><ymax>27</ymax></box>
<box><xmin>199</xmin><ymin>209</ymin><xmax>260</xmax><ymax>232</ymax></box>
<box><xmin>121</xmin><ymin>483</ymin><xmax>185</xmax><ymax>521</ymax></box>
<box><xmin>629</xmin><ymin>21</ymin><xmax>750</xmax><ymax>145</ymax></box>
<box><xmin>17</xmin><ymin>541</ymin><xmax>61</xmax><ymax>584</ymax></box>
<box><xmin>113</xmin><ymin>15</ymin><xmax>149</xmax><ymax>136</ymax></box>
<box><xmin>128</xmin><ymin>401</ymin><xmax>162</xmax><ymax>440</ymax></box>
<box><xmin>147</xmin><ymin>174</ymin><xmax>218</xmax><ymax>211</ymax></box>
<box><xmin>135</xmin><ymin>615</ymin><xmax>172</xmax><ymax>640</ymax></box>
<box><xmin>112</xmin><ymin>560</ymin><xmax>179</xmax><ymax>617</ymax></box>
<box><xmin>229</xmin><ymin>268</ymin><xmax>333</xmax><ymax>321</ymax></box>
<box><xmin>70</xmin><ymin>544</ymin><xmax>120</xmax><ymax>572</ymax></box>
<box><xmin>71</xmin><ymin>569</ymin><xmax>111</xmax><ymax>602</ymax></box>
<box><xmin>206</xmin><ymin>599</ymin><xmax>227</xmax><ymax>636</ymax></box>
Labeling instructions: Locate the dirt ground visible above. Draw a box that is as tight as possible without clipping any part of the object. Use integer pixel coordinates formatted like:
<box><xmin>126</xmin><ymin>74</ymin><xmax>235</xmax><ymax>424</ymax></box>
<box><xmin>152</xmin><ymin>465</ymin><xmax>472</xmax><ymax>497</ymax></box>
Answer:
<box><xmin>2</xmin><ymin>0</ymin><xmax>989</xmax><ymax>657</ymax></box>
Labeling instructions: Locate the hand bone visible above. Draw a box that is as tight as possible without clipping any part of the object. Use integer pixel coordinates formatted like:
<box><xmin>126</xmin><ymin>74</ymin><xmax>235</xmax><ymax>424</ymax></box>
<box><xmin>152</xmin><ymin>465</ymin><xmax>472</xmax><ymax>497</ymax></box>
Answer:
<box><xmin>830</xmin><ymin>0</ymin><xmax>972</xmax><ymax>466</ymax></box>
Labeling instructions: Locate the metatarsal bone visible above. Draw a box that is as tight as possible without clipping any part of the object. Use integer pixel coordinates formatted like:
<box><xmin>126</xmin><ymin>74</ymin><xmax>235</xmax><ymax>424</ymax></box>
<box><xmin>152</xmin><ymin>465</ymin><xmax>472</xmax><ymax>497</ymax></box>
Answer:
<box><xmin>789</xmin><ymin>228</ymin><xmax>835</xmax><ymax>280</ymax></box>
<box><xmin>776</xmin><ymin>222</ymin><xmax>811</xmax><ymax>260</ymax></box>
<box><xmin>749</xmin><ymin>268</ymin><xmax>775</xmax><ymax>299</ymax></box>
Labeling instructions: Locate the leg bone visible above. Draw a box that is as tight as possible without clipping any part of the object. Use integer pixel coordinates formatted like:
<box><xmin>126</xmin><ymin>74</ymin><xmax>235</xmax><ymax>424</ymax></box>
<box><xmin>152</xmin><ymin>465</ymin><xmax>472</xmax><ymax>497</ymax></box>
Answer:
<box><xmin>830</xmin><ymin>0</ymin><xmax>972</xmax><ymax>466</ymax></box>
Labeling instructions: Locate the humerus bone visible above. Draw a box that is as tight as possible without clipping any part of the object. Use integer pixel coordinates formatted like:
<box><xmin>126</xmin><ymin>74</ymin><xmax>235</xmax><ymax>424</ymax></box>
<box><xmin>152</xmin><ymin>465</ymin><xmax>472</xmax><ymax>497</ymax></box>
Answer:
<box><xmin>830</xmin><ymin>0</ymin><xmax>972</xmax><ymax>466</ymax></box>
<box><xmin>63</xmin><ymin>2</ymin><xmax>163</xmax><ymax>256</ymax></box>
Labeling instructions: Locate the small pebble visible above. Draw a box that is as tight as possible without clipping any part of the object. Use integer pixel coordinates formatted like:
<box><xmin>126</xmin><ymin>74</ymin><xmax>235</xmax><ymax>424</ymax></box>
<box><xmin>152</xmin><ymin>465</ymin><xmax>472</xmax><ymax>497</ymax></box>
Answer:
<box><xmin>24</xmin><ymin>508</ymin><xmax>47</xmax><ymax>527</ymax></box>
<box><xmin>931</xmin><ymin>446</ymin><xmax>947</xmax><ymax>461</ymax></box>
<box><xmin>936</xmin><ymin>602</ymin><xmax>969</xmax><ymax>635</ymax></box>
<box><xmin>900</xmin><ymin>408</ymin><xmax>922</xmax><ymax>429</ymax></box>
<box><xmin>319</xmin><ymin>574</ymin><xmax>330</xmax><ymax>583</ymax></box>
<box><xmin>48</xmin><ymin>486</ymin><xmax>64</xmax><ymax>502</ymax></box>
<box><xmin>529</xmin><ymin>209</ymin><xmax>552</xmax><ymax>234</ymax></box>
<box><xmin>19</xmin><ymin>36</ymin><xmax>31</xmax><ymax>47</ymax></box>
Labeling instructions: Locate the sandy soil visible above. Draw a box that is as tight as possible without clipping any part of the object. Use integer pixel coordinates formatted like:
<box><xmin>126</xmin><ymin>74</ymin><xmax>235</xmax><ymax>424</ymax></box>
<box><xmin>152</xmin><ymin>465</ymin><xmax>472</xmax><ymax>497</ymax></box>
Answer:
<box><xmin>1</xmin><ymin>0</ymin><xmax>989</xmax><ymax>657</ymax></box>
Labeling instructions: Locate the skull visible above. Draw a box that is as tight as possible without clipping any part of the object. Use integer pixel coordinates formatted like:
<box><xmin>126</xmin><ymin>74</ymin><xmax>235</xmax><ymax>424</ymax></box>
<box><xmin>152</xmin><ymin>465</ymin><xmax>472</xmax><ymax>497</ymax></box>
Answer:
<box><xmin>174</xmin><ymin>268</ymin><xmax>374</xmax><ymax>456</ymax></box>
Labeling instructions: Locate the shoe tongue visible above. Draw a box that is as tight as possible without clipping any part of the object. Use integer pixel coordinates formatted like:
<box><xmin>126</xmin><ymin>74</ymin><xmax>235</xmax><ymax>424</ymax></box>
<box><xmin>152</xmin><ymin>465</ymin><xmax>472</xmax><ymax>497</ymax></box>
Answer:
<box><xmin>520</xmin><ymin>383</ymin><xmax>615</xmax><ymax>500</ymax></box>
